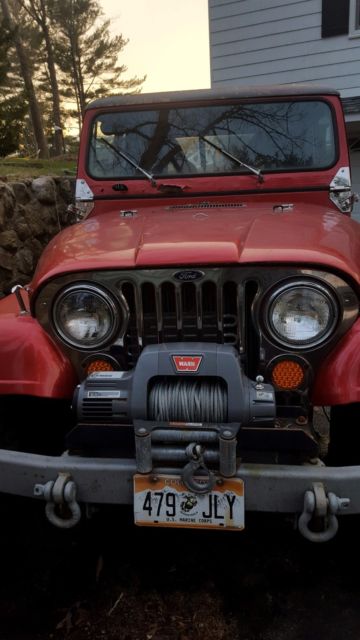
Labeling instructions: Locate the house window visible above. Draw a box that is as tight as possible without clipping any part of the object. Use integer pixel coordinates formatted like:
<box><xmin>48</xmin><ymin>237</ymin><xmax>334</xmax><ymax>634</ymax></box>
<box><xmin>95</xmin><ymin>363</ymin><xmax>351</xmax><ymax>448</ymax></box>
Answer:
<box><xmin>321</xmin><ymin>0</ymin><xmax>350</xmax><ymax>37</ymax></box>
<box><xmin>349</xmin><ymin>0</ymin><xmax>360</xmax><ymax>36</ymax></box>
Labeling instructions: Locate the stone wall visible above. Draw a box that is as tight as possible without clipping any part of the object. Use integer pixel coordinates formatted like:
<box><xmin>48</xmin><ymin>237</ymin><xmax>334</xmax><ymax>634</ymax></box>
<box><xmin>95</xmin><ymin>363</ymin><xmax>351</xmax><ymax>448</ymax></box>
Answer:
<box><xmin>0</xmin><ymin>176</ymin><xmax>75</xmax><ymax>296</ymax></box>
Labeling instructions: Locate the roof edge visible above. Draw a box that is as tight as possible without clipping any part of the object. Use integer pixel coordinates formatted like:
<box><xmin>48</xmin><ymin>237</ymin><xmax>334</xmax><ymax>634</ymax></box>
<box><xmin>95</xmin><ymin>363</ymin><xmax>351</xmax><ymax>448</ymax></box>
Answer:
<box><xmin>86</xmin><ymin>83</ymin><xmax>340</xmax><ymax>111</ymax></box>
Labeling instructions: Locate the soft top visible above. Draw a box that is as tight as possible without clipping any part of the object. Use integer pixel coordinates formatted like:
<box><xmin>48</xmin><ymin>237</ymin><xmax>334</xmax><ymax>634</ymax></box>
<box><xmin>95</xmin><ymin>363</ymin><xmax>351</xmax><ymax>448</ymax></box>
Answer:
<box><xmin>86</xmin><ymin>83</ymin><xmax>340</xmax><ymax>111</ymax></box>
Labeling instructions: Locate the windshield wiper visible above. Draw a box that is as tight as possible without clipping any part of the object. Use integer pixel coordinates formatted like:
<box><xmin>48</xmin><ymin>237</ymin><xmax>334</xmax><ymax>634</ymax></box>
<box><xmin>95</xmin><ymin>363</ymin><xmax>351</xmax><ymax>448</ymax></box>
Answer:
<box><xmin>98</xmin><ymin>138</ymin><xmax>190</xmax><ymax>192</ymax></box>
<box><xmin>199</xmin><ymin>136</ymin><xmax>264</xmax><ymax>183</ymax></box>
<box><xmin>98</xmin><ymin>138</ymin><xmax>158</xmax><ymax>187</ymax></box>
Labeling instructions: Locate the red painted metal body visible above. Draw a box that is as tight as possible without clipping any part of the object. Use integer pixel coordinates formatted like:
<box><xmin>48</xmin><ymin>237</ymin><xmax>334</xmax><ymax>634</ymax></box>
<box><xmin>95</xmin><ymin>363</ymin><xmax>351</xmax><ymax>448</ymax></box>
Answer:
<box><xmin>31</xmin><ymin>201</ymin><xmax>360</xmax><ymax>290</ymax></box>
<box><xmin>312</xmin><ymin>318</ymin><xmax>360</xmax><ymax>406</ymax></box>
<box><xmin>0</xmin><ymin>293</ymin><xmax>77</xmax><ymax>398</ymax></box>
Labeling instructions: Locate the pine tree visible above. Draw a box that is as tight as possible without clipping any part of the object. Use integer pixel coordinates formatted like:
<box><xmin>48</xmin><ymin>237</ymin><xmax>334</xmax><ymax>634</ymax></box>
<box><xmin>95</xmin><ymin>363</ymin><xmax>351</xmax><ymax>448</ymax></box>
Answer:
<box><xmin>0</xmin><ymin>18</ymin><xmax>11</xmax><ymax>84</ymax></box>
<box><xmin>0</xmin><ymin>15</ymin><xmax>27</xmax><ymax>156</ymax></box>
<box><xmin>21</xmin><ymin>0</ymin><xmax>64</xmax><ymax>155</ymax></box>
<box><xmin>50</xmin><ymin>0</ymin><xmax>145</xmax><ymax>128</ymax></box>
<box><xmin>0</xmin><ymin>0</ymin><xmax>49</xmax><ymax>157</ymax></box>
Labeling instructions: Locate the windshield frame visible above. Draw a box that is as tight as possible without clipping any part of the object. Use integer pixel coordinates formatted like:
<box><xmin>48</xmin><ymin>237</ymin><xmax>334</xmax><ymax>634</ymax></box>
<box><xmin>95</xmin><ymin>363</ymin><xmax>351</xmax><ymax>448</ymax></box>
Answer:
<box><xmin>85</xmin><ymin>96</ymin><xmax>339</xmax><ymax>182</ymax></box>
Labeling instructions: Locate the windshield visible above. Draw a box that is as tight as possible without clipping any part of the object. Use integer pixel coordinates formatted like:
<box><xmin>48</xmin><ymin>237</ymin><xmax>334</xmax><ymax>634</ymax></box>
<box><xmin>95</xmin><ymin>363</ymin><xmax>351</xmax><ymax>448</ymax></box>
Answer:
<box><xmin>88</xmin><ymin>100</ymin><xmax>336</xmax><ymax>179</ymax></box>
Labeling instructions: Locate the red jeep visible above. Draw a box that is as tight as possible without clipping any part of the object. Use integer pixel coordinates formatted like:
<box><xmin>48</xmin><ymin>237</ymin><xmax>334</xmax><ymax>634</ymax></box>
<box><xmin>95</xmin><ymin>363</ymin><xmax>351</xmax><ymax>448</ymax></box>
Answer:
<box><xmin>1</xmin><ymin>85</ymin><xmax>359</xmax><ymax>541</ymax></box>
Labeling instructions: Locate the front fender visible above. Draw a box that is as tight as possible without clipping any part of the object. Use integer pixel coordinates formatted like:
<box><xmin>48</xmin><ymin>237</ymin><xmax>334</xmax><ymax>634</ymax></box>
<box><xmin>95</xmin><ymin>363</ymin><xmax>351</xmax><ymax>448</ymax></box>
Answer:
<box><xmin>0</xmin><ymin>294</ymin><xmax>77</xmax><ymax>398</ymax></box>
<box><xmin>312</xmin><ymin>318</ymin><xmax>360</xmax><ymax>406</ymax></box>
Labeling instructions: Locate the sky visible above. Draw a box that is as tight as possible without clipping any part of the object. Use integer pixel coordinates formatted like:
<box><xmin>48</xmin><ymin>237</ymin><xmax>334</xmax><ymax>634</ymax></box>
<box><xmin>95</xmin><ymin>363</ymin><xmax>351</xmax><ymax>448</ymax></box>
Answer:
<box><xmin>100</xmin><ymin>0</ymin><xmax>211</xmax><ymax>93</ymax></box>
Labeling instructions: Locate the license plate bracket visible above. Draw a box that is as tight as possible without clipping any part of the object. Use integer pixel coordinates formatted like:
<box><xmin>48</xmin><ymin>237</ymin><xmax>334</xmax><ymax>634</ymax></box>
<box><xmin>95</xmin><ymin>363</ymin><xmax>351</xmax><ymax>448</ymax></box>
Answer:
<box><xmin>134</xmin><ymin>474</ymin><xmax>244</xmax><ymax>530</ymax></box>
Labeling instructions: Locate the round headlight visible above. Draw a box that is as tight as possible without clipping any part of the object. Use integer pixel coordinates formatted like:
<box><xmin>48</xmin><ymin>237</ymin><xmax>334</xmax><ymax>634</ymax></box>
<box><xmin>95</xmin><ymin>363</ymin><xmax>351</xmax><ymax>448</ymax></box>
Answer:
<box><xmin>267</xmin><ymin>283</ymin><xmax>338</xmax><ymax>347</ymax></box>
<box><xmin>52</xmin><ymin>284</ymin><xmax>120</xmax><ymax>349</ymax></box>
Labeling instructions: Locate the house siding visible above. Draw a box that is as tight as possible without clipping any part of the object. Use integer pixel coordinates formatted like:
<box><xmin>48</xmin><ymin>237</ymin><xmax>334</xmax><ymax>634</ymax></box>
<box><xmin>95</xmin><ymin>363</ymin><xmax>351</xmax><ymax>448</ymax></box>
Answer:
<box><xmin>209</xmin><ymin>0</ymin><xmax>360</xmax><ymax>98</ymax></box>
<box><xmin>351</xmin><ymin>150</ymin><xmax>360</xmax><ymax>220</ymax></box>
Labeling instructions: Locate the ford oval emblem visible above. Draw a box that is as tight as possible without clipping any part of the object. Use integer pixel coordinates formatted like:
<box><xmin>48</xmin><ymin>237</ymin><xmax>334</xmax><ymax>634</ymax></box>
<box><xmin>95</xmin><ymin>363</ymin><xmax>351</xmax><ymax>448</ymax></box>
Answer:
<box><xmin>173</xmin><ymin>270</ymin><xmax>205</xmax><ymax>282</ymax></box>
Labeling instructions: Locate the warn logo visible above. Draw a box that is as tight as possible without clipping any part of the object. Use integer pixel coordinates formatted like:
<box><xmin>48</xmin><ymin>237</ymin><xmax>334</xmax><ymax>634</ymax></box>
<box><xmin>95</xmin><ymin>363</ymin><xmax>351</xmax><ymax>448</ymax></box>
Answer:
<box><xmin>172</xmin><ymin>355</ymin><xmax>203</xmax><ymax>373</ymax></box>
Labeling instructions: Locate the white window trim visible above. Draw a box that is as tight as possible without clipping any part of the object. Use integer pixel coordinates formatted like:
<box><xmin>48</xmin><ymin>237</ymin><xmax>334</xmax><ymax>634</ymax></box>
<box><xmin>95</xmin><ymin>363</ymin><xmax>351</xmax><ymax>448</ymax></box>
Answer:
<box><xmin>349</xmin><ymin>0</ymin><xmax>360</xmax><ymax>38</ymax></box>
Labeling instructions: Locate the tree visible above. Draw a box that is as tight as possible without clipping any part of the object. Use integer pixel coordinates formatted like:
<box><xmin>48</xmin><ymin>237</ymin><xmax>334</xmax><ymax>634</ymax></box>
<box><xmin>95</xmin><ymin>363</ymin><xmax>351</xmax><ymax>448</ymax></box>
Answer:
<box><xmin>0</xmin><ymin>95</ymin><xmax>27</xmax><ymax>157</ymax></box>
<box><xmin>21</xmin><ymin>0</ymin><xmax>63</xmax><ymax>155</ymax></box>
<box><xmin>0</xmin><ymin>0</ymin><xmax>49</xmax><ymax>158</ymax></box>
<box><xmin>0</xmin><ymin>0</ymin><xmax>145</xmax><ymax>155</ymax></box>
<box><xmin>0</xmin><ymin>16</ymin><xmax>27</xmax><ymax>156</ymax></box>
<box><xmin>51</xmin><ymin>0</ymin><xmax>145</xmax><ymax>128</ymax></box>
<box><xmin>0</xmin><ymin>18</ymin><xmax>10</xmax><ymax>84</ymax></box>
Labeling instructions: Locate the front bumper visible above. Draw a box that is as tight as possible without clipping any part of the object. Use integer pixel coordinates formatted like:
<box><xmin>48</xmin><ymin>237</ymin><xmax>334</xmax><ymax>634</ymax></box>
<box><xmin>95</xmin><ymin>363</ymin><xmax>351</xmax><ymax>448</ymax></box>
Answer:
<box><xmin>0</xmin><ymin>447</ymin><xmax>358</xmax><ymax>515</ymax></box>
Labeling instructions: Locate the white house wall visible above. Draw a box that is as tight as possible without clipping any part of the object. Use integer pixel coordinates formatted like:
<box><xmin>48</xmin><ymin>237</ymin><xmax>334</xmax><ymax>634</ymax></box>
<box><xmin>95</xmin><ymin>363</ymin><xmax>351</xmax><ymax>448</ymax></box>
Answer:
<box><xmin>351</xmin><ymin>153</ymin><xmax>360</xmax><ymax>220</ymax></box>
<box><xmin>209</xmin><ymin>0</ymin><xmax>360</xmax><ymax>98</ymax></box>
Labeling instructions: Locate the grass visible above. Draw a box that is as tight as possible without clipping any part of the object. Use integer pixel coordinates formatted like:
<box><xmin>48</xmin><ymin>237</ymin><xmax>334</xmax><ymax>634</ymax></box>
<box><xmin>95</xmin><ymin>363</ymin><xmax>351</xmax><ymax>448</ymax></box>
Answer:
<box><xmin>0</xmin><ymin>156</ymin><xmax>77</xmax><ymax>179</ymax></box>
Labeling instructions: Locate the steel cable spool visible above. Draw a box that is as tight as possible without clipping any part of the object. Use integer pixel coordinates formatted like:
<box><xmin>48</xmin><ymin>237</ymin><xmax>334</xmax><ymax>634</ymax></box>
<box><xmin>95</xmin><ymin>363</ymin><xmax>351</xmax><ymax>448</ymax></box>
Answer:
<box><xmin>148</xmin><ymin>378</ymin><xmax>228</xmax><ymax>422</ymax></box>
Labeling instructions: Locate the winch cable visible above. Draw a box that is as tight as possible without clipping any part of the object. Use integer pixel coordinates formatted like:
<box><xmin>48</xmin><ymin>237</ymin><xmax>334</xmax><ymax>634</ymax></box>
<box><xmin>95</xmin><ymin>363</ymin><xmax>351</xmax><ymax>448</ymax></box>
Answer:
<box><xmin>148</xmin><ymin>378</ymin><xmax>227</xmax><ymax>422</ymax></box>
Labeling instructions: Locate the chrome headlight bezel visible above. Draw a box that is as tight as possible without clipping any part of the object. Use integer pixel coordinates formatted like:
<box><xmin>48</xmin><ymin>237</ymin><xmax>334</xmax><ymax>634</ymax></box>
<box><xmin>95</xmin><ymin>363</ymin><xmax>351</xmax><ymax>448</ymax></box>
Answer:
<box><xmin>52</xmin><ymin>283</ymin><xmax>122</xmax><ymax>350</ymax></box>
<box><xmin>264</xmin><ymin>280</ymin><xmax>339</xmax><ymax>349</ymax></box>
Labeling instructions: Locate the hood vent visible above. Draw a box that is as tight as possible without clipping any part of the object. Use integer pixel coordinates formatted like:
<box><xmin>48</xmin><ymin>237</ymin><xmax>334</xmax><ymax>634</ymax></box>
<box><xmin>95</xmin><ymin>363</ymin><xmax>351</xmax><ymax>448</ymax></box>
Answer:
<box><xmin>166</xmin><ymin>201</ymin><xmax>245</xmax><ymax>210</ymax></box>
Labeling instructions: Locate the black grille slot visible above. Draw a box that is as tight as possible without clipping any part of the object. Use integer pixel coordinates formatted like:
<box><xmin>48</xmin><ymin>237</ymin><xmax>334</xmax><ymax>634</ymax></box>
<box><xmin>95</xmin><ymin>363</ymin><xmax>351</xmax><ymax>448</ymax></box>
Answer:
<box><xmin>202</xmin><ymin>281</ymin><xmax>218</xmax><ymax>341</ymax></box>
<box><xmin>120</xmin><ymin>274</ymin><xmax>251</xmax><ymax>367</ymax></box>
<box><xmin>223</xmin><ymin>281</ymin><xmax>238</xmax><ymax>345</ymax></box>
<box><xmin>245</xmin><ymin>280</ymin><xmax>260</xmax><ymax>380</ymax></box>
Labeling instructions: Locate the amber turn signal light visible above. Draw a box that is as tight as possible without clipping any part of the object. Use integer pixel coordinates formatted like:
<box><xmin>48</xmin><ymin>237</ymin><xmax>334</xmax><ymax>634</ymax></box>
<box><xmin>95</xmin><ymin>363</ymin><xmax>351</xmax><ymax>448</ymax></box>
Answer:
<box><xmin>84</xmin><ymin>359</ymin><xmax>115</xmax><ymax>375</ymax></box>
<box><xmin>271</xmin><ymin>360</ymin><xmax>305</xmax><ymax>390</ymax></box>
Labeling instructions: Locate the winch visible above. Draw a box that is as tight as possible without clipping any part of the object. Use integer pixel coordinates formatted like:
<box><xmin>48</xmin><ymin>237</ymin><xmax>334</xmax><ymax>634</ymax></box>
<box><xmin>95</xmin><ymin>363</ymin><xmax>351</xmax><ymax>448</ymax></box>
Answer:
<box><xmin>73</xmin><ymin>343</ymin><xmax>276</xmax><ymax>427</ymax></box>
<box><xmin>72</xmin><ymin>343</ymin><xmax>276</xmax><ymax>493</ymax></box>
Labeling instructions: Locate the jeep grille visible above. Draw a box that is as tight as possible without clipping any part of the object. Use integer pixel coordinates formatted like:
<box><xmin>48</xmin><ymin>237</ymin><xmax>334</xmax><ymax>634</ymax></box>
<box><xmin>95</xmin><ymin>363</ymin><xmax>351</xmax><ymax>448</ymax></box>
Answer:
<box><xmin>120</xmin><ymin>278</ymin><xmax>256</xmax><ymax>367</ymax></box>
<box><xmin>34</xmin><ymin>266</ymin><xmax>359</xmax><ymax>380</ymax></box>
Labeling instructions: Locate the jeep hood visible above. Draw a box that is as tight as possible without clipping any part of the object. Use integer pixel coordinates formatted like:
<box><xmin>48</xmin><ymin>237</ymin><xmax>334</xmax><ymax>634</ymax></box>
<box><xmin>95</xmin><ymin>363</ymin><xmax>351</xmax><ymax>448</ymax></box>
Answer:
<box><xmin>32</xmin><ymin>202</ymin><xmax>360</xmax><ymax>289</ymax></box>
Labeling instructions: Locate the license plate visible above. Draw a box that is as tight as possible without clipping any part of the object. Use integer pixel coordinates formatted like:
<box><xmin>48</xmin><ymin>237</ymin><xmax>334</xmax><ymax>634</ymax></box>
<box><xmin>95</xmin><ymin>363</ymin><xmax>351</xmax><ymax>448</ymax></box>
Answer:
<box><xmin>133</xmin><ymin>474</ymin><xmax>244</xmax><ymax>530</ymax></box>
